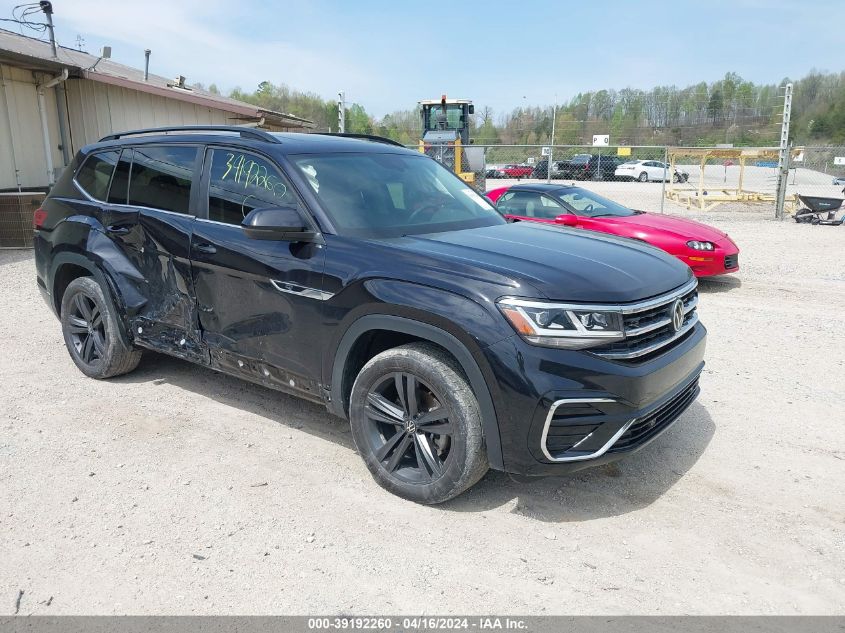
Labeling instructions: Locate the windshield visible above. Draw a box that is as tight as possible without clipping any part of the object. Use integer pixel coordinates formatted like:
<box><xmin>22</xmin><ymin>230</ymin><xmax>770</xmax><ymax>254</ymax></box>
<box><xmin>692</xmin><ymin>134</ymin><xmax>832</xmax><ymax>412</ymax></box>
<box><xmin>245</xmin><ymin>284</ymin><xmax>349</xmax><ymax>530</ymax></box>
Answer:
<box><xmin>570</xmin><ymin>154</ymin><xmax>592</xmax><ymax>164</ymax></box>
<box><xmin>425</xmin><ymin>105</ymin><xmax>465</xmax><ymax>130</ymax></box>
<box><xmin>554</xmin><ymin>188</ymin><xmax>636</xmax><ymax>218</ymax></box>
<box><xmin>290</xmin><ymin>153</ymin><xmax>506</xmax><ymax>237</ymax></box>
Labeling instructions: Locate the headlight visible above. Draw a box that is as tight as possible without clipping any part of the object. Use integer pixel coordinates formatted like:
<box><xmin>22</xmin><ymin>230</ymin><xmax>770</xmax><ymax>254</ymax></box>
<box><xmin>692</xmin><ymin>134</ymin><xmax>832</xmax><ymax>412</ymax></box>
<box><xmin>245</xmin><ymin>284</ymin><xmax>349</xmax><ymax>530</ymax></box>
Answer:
<box><xmin>686</xmin><ymin>240</ymin><xmax>715</xmax><ymax>251</ymax></box>
<box><xmin>497</xmin><ymin>298</ymin><xmax>624</xmax><ymax>349</ymax></box>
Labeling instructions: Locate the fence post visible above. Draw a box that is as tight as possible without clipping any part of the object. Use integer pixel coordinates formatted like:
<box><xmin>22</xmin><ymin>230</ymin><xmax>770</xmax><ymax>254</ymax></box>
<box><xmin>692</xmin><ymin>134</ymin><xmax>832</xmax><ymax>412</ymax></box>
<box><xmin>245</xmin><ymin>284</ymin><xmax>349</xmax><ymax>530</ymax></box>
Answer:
<box><xmin>660</xmin><ymin>146</ymin><xmax>667</xmax><ymax>214</ymax></box>
<box><xmin>775</xmin><ymin>142</ymin><xmax>792</xmax><ymax>220</ymax></box>
<box><xmin>775</xmin><ymin>82</ymin><xmax>793</xmax><ymax>219</ymax></box>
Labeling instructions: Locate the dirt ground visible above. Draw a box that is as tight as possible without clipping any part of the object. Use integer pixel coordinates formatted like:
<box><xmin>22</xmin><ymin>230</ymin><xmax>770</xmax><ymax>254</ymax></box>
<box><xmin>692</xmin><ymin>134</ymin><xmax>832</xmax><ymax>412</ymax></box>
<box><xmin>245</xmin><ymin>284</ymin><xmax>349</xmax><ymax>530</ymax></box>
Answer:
<box><xmin>1</xmin><ymin>211</ymin><xmax>844</xmax><ymax>615</ymax></box>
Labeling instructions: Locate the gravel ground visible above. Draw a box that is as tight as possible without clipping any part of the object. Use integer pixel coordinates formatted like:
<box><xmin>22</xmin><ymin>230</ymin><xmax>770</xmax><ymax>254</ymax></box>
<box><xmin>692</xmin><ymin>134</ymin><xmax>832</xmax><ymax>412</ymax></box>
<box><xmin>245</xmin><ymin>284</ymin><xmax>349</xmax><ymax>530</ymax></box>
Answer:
<box><xmin>1</xmin><ymin>212</ymin><xmax>844</xmax><ymax>615</ymax></box>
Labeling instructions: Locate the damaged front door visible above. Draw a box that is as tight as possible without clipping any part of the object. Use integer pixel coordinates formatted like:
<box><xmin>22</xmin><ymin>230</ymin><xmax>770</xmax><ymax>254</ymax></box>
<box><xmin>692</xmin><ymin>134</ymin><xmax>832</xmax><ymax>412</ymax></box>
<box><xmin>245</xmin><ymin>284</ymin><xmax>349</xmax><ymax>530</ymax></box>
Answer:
<box><xmin>190</xmin><ymin>147</ymin><xmax>326</xmax><ymax>399</ymax></box>
<box><xmin>116</xmin><ymin>144</ymin><xmax>204</xmax><ymax>360</ymax></box>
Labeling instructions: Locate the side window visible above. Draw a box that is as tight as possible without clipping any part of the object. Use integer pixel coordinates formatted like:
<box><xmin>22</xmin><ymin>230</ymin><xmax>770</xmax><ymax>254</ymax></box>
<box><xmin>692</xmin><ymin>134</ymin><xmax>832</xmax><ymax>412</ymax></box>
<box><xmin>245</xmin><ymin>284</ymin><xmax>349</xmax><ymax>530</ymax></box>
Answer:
<box><xmin>207</xmin><ymin>149</ymin><xmax>300</xmax><ymax>225</ymax></box>
<box><xmin>495</xmin><ymin>191</ymin><xmax>517</xmax><ymax>213</ymax></box>
<box><xmin>497</xmin><ymin>191</ymin><xmax>543</xmax><ymax>217</ymax></box>
<box><xmin>128</xmin><ymin>146</ymin><xmax>197</xmax><ymax>214</ymax></box>
<box><xmin>107</xmin><ymin>149</ymin><xmax>132</xmax><ymax>205</ymax></box>
<box><xmin>535</xmin><ymin>195</ymin><xmax>564</xmax><ymax>219</ymax></box>
<box><xmin>76</xmin><ymin>150</ymin><xmax>119</xmax><ymax>201</ymax></box>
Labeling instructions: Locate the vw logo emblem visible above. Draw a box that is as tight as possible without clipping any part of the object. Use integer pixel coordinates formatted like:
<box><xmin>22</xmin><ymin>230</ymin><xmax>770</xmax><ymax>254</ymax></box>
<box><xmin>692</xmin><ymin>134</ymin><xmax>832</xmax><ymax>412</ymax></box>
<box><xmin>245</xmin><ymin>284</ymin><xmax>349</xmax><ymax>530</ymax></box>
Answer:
<box><xmin>405</xmin><ymin>419</ymin><xmax>417</xmax><ymax>434</ymax></box>
<box><xmin>670</xmin><ymin>299</ymin><xmax>684</xmax><ymax>333</ymax></box>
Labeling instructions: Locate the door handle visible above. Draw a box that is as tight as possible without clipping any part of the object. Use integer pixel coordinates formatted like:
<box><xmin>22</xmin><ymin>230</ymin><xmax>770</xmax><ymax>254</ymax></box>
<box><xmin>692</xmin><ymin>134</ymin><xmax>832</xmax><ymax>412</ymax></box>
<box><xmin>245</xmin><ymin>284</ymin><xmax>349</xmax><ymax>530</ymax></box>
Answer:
<box><xmin>193</xmin><ymin>242</ymin><xmax>217</xmax><ymax>255</ymax></box>
<box><xmin>106</xmin><ymin>225</ymin><xmax>131</xmax><ymax>235</ymax></box>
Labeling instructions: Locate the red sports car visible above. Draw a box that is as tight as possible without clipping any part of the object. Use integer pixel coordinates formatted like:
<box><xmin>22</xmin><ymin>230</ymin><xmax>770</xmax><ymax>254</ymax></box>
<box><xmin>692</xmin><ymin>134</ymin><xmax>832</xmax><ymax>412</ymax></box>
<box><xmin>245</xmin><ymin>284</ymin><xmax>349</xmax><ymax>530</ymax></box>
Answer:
<box><xmin>487</xmin><ymin>184</ymin><xmax>739</xmax><ymax>277</ymax></box>
<box><xmin>500</xmin><ymin>164</ymin><xmax>534</xmax><ymax>179</ymax></box>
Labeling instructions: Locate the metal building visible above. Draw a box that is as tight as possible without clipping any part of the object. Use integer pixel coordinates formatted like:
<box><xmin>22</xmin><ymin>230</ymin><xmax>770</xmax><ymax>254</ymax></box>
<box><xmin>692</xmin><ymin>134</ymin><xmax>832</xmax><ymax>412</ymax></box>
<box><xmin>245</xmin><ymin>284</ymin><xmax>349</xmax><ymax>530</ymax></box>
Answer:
<box><xmin>0</xmin><ymin>28</ymin><xmax>315</xmax><ymax>192</ymax></box>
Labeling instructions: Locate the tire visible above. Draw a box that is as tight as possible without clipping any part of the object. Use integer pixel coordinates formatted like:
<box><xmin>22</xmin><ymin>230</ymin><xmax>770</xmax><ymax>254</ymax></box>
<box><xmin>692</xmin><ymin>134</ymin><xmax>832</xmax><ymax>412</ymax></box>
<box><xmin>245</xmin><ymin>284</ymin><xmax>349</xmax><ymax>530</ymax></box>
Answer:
<box><xmin>672</xmin><ymin>173</ymin><xmax>680</xmax><ymax>183</ymax></box>
<box><xmin>638</xmin><ymin>171</ymin><xmax>649</xmax><ymax>182</ymax></box>
<box><xmin>60</xmin><ymin>276</ymin><xmax>142</xmax><ymax>379</ymax></box>
<box><xmin>349</xmin><ymin>342</ymin><xmax>488</xmax><ymax>504</ymax></box>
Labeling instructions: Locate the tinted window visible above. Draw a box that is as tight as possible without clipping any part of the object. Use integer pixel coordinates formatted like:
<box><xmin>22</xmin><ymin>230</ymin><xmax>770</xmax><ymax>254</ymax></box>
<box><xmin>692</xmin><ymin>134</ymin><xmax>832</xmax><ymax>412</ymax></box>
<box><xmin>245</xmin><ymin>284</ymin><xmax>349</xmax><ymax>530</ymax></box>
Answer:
<box><xmin>290</xmin><ymin>153</ymin><xmax>504</xmax><ymax>238</ymax></box>
<box><xmin>108</xmin><ymin>149</ymin><xmax>132</xmax><ymax>205</ymax></box>
<box><xmin>128</xmin><ymin>146</ymin><xmax>197</xmax><ymax>214</ymax></box>
<box><xmin>207</xmin><ymin>149</ymin><xmax>300</xmax><ymax>225</ymax></box>
<box><xmin>76</xmin><ymin>151</ymin><xmax>119</xmax><ymax>201</ymax></box>
<box><xmin>497</xmin><ymin>191</ymin><xmax>561</xmax><ymax>218</ymax></box>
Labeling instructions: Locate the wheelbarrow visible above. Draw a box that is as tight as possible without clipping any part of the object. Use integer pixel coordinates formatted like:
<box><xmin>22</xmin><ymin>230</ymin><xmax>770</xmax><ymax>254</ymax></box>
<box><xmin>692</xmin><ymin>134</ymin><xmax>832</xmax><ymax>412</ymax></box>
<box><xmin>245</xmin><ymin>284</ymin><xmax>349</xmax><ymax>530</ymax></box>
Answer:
<box><xmin>794</xmin><ymin>194</ymin><xmax>845</xmax><ymax>225</ymax></box>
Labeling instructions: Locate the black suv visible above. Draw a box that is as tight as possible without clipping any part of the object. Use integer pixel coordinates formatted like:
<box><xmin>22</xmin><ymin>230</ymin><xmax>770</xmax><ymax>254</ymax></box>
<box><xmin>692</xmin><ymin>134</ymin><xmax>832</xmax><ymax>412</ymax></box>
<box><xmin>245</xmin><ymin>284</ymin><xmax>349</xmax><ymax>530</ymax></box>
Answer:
<box><xmin>34</xmin><ymin>126</ymin><xmax>706</xmax><ymax>504</ymax></box>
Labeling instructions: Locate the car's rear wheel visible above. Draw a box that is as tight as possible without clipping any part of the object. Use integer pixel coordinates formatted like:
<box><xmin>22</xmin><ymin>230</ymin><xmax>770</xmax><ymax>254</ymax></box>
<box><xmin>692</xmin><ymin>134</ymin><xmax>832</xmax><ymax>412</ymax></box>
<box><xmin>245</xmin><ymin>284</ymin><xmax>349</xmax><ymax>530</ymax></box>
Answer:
<box><xmin>60</xmin><ymin>277</ymin><xmax>142</xmax><ymax>379</ymax></box>
<box><xmin>349</xmin><ymin>343</ymin><xmax>488</xmax><ymax>504</ymax></box>
<box><xmin>638</xmin><ymin>171</ymin><xmax>649</xmax><ymax>182</ymax></box>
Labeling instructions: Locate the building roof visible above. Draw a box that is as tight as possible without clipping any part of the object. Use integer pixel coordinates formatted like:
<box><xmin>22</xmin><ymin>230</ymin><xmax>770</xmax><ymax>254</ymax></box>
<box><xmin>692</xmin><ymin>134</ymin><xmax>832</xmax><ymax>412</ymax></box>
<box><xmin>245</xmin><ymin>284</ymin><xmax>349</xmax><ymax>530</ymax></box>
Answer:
<box><xmin>0</xmin><ymin>28</ymin><xmax>315</xmax><ymax>130</ymax></box>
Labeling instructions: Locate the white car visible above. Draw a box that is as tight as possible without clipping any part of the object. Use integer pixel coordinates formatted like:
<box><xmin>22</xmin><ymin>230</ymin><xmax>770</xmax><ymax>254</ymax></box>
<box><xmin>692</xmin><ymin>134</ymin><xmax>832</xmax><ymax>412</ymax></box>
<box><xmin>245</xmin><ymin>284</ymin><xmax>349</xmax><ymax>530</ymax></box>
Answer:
<box><xmin>615</xmin><ymin>160</ymin><xmax>689</xmax><ymax>183</ymax></box>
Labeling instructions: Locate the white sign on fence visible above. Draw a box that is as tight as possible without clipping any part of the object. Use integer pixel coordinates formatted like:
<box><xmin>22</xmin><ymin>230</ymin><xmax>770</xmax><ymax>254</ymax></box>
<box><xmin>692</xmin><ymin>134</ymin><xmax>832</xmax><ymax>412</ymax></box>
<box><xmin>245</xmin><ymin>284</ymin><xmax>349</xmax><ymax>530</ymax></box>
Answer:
<box><xmin>541</xmin><ymin>146</ymin><xmax>551</xmax><ymax>156</ymax></box>
<box><xmin>834</xmin><ymin>156</ymin><xmax>845</xmax><ymax>166</ymax></box>
<box><xmin>592</xmin><ymin>134</ymin><xmax>609</xmax><ymax>147</ymax></box>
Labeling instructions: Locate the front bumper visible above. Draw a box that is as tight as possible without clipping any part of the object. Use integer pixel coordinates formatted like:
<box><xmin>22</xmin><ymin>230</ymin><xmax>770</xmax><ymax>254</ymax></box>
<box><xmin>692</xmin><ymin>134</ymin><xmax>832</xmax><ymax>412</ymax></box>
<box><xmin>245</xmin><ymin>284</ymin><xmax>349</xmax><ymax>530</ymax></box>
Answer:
<box><xmin>483</xmin><ymin>321</ymin><xmax>706</xmax><ymax>476</ymax></box>
<box><xmin>677</xmin><ymin>242</ymin><xmax>740</xmax><ymax>277</ymax></box>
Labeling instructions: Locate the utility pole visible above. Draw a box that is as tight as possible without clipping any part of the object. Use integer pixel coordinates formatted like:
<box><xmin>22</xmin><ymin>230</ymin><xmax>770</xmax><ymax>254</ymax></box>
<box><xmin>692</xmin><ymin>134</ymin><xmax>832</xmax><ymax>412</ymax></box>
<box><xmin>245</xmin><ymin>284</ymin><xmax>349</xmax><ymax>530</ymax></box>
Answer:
<box><xmin>39</xmin><ymin>1</ymin><xmax>57</xmax><ymax>58</ymax></box>
<box><xmin>775</xmin><ymin>82</ymin><xmax>793</xmax><ymax>220</ymax></box>
<box><xmin>337</xmin><ymin>91</ymin><xmax>346</xmax><ymax>133</ymax></box>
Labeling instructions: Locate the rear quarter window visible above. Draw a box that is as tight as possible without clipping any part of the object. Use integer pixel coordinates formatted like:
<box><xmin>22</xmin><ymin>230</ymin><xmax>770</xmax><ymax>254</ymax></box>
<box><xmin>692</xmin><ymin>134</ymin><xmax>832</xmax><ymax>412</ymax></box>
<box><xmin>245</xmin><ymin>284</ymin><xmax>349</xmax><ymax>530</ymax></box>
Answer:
<box><xmin>75</xmin><ymin>150</ymin><xmax>120</xmax><ymax>201</ymax></box>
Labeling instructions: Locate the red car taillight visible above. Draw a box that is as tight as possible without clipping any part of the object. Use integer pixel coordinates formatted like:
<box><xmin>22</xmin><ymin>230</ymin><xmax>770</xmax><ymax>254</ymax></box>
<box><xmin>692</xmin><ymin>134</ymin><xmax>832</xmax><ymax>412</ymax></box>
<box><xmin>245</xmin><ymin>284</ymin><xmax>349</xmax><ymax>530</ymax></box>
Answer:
<box><xmin>33</xmin><ymin>208</ymin><xmax>47</xmax><ymax>229</ymax></box>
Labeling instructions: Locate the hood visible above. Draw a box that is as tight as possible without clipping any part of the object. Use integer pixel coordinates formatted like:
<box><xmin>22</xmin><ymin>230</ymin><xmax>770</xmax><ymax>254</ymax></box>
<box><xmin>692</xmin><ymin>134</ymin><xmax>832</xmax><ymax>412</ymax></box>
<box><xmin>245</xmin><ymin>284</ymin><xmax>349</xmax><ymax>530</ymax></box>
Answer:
<box><xmin>395</xmin><ymin>222</ymin><xmax>692</xmax><ymax>303</ymax></box>
<box><xmin>609</xmin><ymin>212</ymin><xmax>730</xmax><ymax>241</ymax></box>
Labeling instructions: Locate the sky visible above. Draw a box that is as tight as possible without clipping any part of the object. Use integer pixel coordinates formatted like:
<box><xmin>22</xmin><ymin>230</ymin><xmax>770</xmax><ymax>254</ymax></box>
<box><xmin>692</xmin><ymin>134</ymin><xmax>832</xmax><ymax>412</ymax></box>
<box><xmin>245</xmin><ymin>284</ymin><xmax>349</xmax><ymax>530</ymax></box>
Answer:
<box><xmin>1</xmin><ymin>0</ymin><xmax>843</xmax><ymax>118</ymax></box>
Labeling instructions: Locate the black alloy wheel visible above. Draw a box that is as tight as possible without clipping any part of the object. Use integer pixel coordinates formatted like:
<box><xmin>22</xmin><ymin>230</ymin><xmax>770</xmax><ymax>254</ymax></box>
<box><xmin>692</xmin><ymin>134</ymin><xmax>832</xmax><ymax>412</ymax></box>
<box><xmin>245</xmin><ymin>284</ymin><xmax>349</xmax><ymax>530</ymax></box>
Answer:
<box><xmin>66</xmin><ymin>292</ymin><xmax>106</xmax><ymax>365</ymax></box>
<box><xmin>60</xmin><ymin>277</ymin><xmax>142</xmax><ymax>379</ymax></box>
<box><xmin>349</xmin><ymin>343</ymin><xmax>488</xmax><ymax>504</ymax></box>
<box><xmin>363</xmin><ymin>372</ymin><xmax>453</xmax><ymax>483</ymax></box>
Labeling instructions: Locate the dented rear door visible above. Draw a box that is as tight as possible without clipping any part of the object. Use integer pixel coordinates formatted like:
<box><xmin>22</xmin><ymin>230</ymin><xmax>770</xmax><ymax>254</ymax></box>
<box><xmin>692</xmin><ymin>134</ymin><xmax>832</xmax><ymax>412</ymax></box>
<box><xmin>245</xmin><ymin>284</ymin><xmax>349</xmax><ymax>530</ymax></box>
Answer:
<box><xmin>117</xmin><ymin>144</ymin><xmax>205</xmax><ymax>361</ymax></box>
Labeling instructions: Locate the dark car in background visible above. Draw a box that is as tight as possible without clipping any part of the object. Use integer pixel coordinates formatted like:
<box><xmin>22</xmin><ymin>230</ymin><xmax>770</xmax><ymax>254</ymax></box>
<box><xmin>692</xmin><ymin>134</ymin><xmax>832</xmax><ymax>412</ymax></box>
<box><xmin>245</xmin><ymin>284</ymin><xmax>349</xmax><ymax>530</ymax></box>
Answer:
<box><xmin>34</xmin><ymin>126</ymin><xmax>706</xmax><ymax>505</ymax></box>
<box><xmin>559</xmin><ymin>154</ymin><xmax>624</xmax><ymax>180</ymax></box>
<box><xmin>530</xmin><ymin>159</ymin><xmax>566</xmax><ymax>179</ymax></box>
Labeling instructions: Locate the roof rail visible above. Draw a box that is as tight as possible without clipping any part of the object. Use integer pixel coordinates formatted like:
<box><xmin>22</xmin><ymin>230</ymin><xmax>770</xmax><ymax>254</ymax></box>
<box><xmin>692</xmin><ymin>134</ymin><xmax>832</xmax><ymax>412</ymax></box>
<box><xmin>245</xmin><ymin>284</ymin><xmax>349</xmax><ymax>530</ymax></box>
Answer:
<box><xmin>99</xmin><ymin>125</ymin><xmax>282</xmax><ymax>144</ymax></box>
<box><xmin>317</xmin><ymin>133</ymin><xmax>405</xmax><ymax>148</ymax></box>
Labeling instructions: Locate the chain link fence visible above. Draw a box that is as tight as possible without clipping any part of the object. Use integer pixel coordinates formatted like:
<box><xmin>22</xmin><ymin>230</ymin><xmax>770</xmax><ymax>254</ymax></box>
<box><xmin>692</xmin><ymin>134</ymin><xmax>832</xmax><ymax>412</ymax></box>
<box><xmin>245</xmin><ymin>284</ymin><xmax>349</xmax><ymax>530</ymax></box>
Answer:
<box><xmin>0</xmin><ymin>192</ymin><xmax>43</xmax><ymax>248</ymax></box>
<box><xmin>419</xmin><ymin>143</ymin><xmax>845</xmax><ymax>218</ymax></box>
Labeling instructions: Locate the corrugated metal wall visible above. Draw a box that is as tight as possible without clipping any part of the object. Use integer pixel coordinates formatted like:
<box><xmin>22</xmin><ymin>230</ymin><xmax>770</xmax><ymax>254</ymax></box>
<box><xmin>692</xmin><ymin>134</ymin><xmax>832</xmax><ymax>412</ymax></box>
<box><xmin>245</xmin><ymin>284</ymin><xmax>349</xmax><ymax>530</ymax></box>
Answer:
<box><xmin>0</xmin><ymin>67</ymin><xmax>257</xmax><ymax>190</ymax></box>
<box><xmin>64</xmin><ymin>79</ymin><xmax>240</xmax><ymax>155</ymax></box>
<box><xmin>0</xmin><ymin>64</ymin><xmax>64</xmax><ymax>190</ymax></box>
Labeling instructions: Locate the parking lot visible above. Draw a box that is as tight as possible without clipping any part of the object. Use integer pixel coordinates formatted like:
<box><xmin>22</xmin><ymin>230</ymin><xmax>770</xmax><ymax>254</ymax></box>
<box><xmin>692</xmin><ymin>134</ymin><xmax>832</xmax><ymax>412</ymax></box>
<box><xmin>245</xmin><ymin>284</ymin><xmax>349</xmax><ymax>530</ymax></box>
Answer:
<box><xmin>1</xmin><ymin>209</ymin><xmax>844</xmax><ymax>615</ymax></box>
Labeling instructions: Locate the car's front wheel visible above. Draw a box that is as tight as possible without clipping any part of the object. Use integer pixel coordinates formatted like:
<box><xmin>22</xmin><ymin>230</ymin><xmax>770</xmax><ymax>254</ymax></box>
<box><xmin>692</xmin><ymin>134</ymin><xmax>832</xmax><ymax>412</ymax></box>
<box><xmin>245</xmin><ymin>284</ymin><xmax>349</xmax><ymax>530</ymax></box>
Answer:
<box><xmin>60</xmin><ymin>277</ymin><xmax>142</xmax><ymax>379</ymax></box>
<box><xmin>349</xmin><ymin>343</ymin><xmax>488</xmax><ymax>504</ymax></box>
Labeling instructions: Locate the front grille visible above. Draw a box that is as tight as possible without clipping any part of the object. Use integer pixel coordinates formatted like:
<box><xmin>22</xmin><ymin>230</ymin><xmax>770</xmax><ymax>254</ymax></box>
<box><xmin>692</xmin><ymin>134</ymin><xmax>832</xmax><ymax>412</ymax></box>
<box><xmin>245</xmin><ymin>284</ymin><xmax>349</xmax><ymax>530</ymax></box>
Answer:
<box><xmin>592</xmin><ymin>280</ymin><xmax>699</xmax><ymax>361</ymax></box>
<box><xmin>610</xmin><ymin>378</ymin><xmax>699</xmax><ymax>452</ymax></box>
<box><xmin>544</xmin><ymin>401</ymin><xmax>604</xmax><ymax>453</ymax></box>
<box><xmin>724</xmin><ymin>254</ymin><xmax>738</xmax><ymax>269</ymax></box>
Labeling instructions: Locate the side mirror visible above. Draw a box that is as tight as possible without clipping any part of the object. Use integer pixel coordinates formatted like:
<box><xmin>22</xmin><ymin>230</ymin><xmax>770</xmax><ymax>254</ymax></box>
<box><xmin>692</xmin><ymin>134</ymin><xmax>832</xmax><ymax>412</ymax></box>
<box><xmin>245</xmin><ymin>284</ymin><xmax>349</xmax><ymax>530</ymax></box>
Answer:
<box><xmin>241</xmin><ymin>206</ymin><xmax>315</xmax><ymax>241</ymax></box>
<box><xmin>554</xmin><ymin>213</ymin><xmax>578</xmax><ymax>227</ymax></box>
<box><xmin>468</xmin><ymin>105</ymin><xmax>475</xmax><ymax>115</ymax></box>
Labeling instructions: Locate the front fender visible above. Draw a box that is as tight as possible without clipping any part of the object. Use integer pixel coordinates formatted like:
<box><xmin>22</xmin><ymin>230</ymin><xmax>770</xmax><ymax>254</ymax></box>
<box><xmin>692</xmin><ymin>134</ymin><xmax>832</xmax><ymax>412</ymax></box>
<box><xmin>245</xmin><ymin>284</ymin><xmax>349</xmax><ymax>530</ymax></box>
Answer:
<box><xmin>329</xmin><ymin>312</ymin><xmax>505</xmax><ymax>471</ymax></box>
